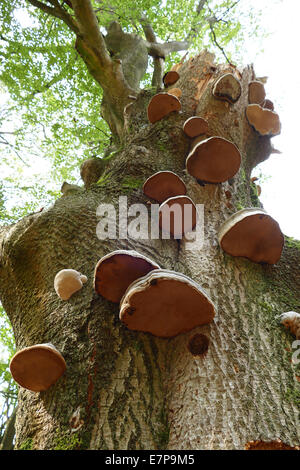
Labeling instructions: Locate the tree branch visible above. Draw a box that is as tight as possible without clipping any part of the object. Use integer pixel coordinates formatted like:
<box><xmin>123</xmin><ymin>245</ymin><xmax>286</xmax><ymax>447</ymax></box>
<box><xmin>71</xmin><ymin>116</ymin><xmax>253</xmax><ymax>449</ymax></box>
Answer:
<box><xmin>141</xmin><ymin>16</ymin><xmax>157</xmax><ymax>43</ymax></box>
<box><xmin>26</xmin><ymin>0</ymin><xmax>136</xmax><ymax>140</ymax></box>
<box><xmin>209</xmin><ymin>22</ymin><xmax>231</xmax><ymax>64</ymax></box>
<box><xmin>205</xmin><ymin>1</ymin><xmax>241</xmax><ymax>64</ymax></box>
<box><xmin>71</xmin><ymin>0</ymin><xmax>111</xmax><ymax>67</ymax></box>
<box><xmin>148</xmin><ymin>40</ymin><xmax>189</xmax><ymax>58</ymax></box>
<box><xmin>141</xmin><ymin>15</ymin><xmax>189</xmax><ymax>88</ymax></box>
<box><xmin>26</xmin><ymin>0</ymin><xmax>80</xmax><ymax>34</ymax></box>
<box><xmin>0</xmin><ymin>407</ymin><xmax>17</xmax><ymax>451</ymax></box>
<box><xmin>141</xmin><ymin>16</ymin><xmax>164</xmax><ymax>88</ymax></box>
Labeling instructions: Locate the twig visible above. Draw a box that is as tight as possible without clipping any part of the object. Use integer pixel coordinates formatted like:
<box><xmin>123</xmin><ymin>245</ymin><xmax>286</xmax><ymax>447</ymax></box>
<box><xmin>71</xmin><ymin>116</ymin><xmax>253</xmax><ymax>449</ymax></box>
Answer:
<box><xmin>0</xmin><ymin>135</ymin><xmax>29</xmax><ymax>167</ymax></box>
<box><xmin>209</xmin><ymin>23</ymin><xmax>231</xmax><ymax>63</ymax></box>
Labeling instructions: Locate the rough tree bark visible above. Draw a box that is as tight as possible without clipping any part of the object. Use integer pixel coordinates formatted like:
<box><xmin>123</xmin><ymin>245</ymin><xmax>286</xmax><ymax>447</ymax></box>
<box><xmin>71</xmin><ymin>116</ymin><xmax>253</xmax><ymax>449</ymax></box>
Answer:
<box><xmin>0</xmin><ymin>1</ymin><xmax>299</xmax><ymax>451</ymax></box>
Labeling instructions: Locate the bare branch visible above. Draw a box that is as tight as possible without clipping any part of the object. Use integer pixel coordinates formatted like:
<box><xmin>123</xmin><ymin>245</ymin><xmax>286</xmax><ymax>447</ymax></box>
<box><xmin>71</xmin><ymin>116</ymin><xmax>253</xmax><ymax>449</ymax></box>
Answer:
<box><xmin>209</xmin><ymin>23</ymin><xmax>231</xmax><ymax>64</ymax></box>
<box><xmin>151</xmin><ymin>57</ymin><xmax>165</xmax><ymax>88</ymax></box>
<box><xmin>141</xmin><ymin>15</ymin><xmax>189</xmax><ymax>87</ymax></box>
<box><xmin>222</xmin><ymin>0</ymin><xmax>241</xmax><ymax>18</ymax></box>
<box><xmin>141</xmin><ymin>16</ymin><xmax>164</xmax><ymax>88</ymax></box>
<box><xmin>140</xmin><ymin>15</ymin><xmax>157</xmax><ymax>43</ymax></box>
<box><xmin>149</xmin><ymin>40</ymin><xmax>189</xmax><ymax>58</ymax></box>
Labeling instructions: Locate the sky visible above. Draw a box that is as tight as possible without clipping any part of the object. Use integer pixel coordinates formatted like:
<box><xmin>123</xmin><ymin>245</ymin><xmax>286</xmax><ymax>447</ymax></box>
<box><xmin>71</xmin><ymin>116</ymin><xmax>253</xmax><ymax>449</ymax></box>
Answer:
<box><xmin>238</xmin><ymin>0</ymin><xmax>300</xmax><ymax>239</ymax></box>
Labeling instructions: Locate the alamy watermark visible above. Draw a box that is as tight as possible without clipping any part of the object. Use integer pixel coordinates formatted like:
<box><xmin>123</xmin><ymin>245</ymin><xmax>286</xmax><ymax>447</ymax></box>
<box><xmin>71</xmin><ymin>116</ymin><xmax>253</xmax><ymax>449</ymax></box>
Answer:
<box><xmin>96</xmin><ymin>196</ymin><xmax>204</xmax><ymax>250</ymax></box>
<box><xmin>292</xmin><ymin>340</ymin><xmax>300</xmax><ymax>365</ymax></box>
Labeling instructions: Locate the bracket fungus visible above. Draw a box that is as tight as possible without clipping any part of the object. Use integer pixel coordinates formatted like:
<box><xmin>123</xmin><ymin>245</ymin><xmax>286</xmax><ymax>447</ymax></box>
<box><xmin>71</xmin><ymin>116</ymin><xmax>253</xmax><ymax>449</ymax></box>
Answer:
<box><xmin>186</xmin><ymin>136</ymin><xmax>241</xmax><ymax>183</ymax></box>
<box><xmin>212</xmin><ymin>73</ymin><xmax>241</xmax><ymax>103</ymax></box>
<box><xmin>248</xmin><ymin>80</ymin><xmax>266</xmax><ymax>104</ymax></box>
<box><xmin>94</xmin><ymin>250</ymin><xmax>160</xmax><ymax>303</ymax></box>
<box><xmin>163</xmin><ymin>70</ymin><xmax>180</xmax><ymax>87</ymax></box>
<box><xmin>143</xmin><ymin>171</ymin><xmax>186</xmax><ymax>203</ymax></box>
<box><xmin>159</xmin><ymin>195</ymin><xmax>198</xmax><ymax>238</ymax></box>
<box><xmin>10</xmin><ymin>343</ymin><xmax>66</xmax><ymax>392</ymax></box>
<box><xmin>147</xmin><ymin>93</ymin><xmax>181</xmax><ymax>124</ymax></box>
<box><xmin>54</xmin><ymin>269</ymin><xmax>87</xmax><ymax>300</ymax></box>
<box><xmin>183</xmin><ymin>116</ymin><xmax>209</xmax><ymax>138</ymax></box>
<box><xmin>245</xmin><ymin>440</ymin><xmax>300</xmax><ymax>451</ymax></box>
<box><xmin>278</xmin><ymin>311</ymin><xmax>300</xmax><ymax>339</ymax></box>
<box><xmin>263</xmin><ymin>99</ymin><xmax>274</xmax><ymax>111</ymax></box>
<box><xmin>246</xmin><ymin>104</ymin><xmax>281</xmax><ymax>136</ymax></box>
<box><xmin>218</xmin><ymin>208</ymin><xmax>284</xmax><ymax>264</ymax></box>
<box><xmin>119</xmin><ymin>269</ymin><xmax>216</xmax><ymax>338</ymax></box>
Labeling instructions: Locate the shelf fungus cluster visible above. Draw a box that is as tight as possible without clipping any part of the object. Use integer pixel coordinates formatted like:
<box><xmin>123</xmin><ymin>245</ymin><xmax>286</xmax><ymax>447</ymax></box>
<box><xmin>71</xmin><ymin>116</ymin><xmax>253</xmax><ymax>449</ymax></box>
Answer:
<box><xmin>9</xmin><ymin>269</ymin><xmax>88</xmax><ymax>392</ymax></box>
<box><xmin>9</xmin><ymin>66</ymin><xmax>288</xmax><ymax>401</ymax></box>
<box><xmin>94</xmin><ymin>250</ymin><xmax>216</xmax><ymax>338</ymax></box>
<box><xmin>10</xmin><ymin>343</ymin><xmax>66</xmax><ymax>392</ymax></box>
<box><xmin>246</xmin><ymin>104</ymin><xmax>281</xmax><ymax>136</ymax></box>
<box><xmin>143</xmin><ymin>170</ymin><xmax>197</xmax><ymax>238</ymax></box>
<box><xmin>246</xmin><ymin>80</ymin><xmax>281</xmax><ymax>136</ymax></box>
<box><xmin>148</xmin><ymin>65</ymin><xmax>182</xmax><ymax>124</ymax></box>
<box><xmin>218</xmin><ymin>208</ymin><xmax>284</xmax><ymax>264</ymax></box>
<box><xmin>94</xmin><ymin>250</ymin><xmax>160</xmax><ymax>303</ymax></box>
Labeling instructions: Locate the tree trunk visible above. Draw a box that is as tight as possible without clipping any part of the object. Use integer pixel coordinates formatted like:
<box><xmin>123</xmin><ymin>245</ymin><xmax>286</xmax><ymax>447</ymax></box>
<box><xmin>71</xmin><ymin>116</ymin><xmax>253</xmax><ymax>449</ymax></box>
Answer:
<box><xmin>0</xmin><ymin>52</ymin><xmax>299</xmax><ymax>450</ymax></box>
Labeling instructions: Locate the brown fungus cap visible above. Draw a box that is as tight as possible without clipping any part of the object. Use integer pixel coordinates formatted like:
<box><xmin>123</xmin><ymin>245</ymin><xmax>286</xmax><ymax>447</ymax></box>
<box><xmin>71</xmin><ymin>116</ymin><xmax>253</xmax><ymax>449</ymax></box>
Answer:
<box><xmin>212</xmin><ymin>73</ymin><xmax>241</xmax><ymax>103</ymax></box>
<box><xmin>147</xmin><ymin>93</ymin><xmax>181</xmax><ymax>124</ymax></box>
<box><xmin>246</xmin><ymin>104</ymin><xmax>281</xmax><ymax>136</ymax></box>
<box><xmin>143</xmin><ymin>171</ymin><xmax>186</xmax><ymax>203</ymax></box>
<box><xmin>159</xmin><ymin>195</ymin><xmax>197</xmax><ymax>238</ymax></box>
<box><xmin>94</xmin><ymin>250</ymin><xmax>160</xmax><ymax>303</ymax></box>
<box><xmin>248</xmin><ymin>80</ymin><xmax>266</xmax><ymax>104</ymax></box>
<box><xmin>218</xmin><ymin>208</ymin><xmax>284</xmax><ymax>264</ymax></box>
<box><xmin>10</xmin><ymin>343</ymin><xmax>66</xmax><ymax>392</ymax></box>
<box><xmin>183</xmin><ymin>117</ymin><xmax>209</xmax><ymax>138</ymax></box>
<box><xmin>119</xmin><ymin>269</ymin><xmax>216</xmax><ymax>338</ymax></box>
<box><xmin>186</xmin><ymin>136</ymin><xmax>241</xmax><ymax>183</ymax></box>
<box><xmin>163</xmin><ymin>70</ymin><xmax>180</xmax><ymax>87</ymax></box>
<box><xmin>245</xmin><ymin>440</ymin><xmax>300</xmax><ymax>451</ymax></box>
<box><xmin>263</xmin><ymin>99</ymin><xmax>274</xmax><ymax>111</ymax></box>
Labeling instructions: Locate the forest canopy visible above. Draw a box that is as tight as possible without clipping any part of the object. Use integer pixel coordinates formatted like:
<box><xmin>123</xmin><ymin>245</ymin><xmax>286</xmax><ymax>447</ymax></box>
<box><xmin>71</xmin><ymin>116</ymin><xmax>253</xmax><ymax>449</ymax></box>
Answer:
<box><xmin>0</xmin><ymin>0</ymin><xmax>266</xmax><ymax>222</ymax></box>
